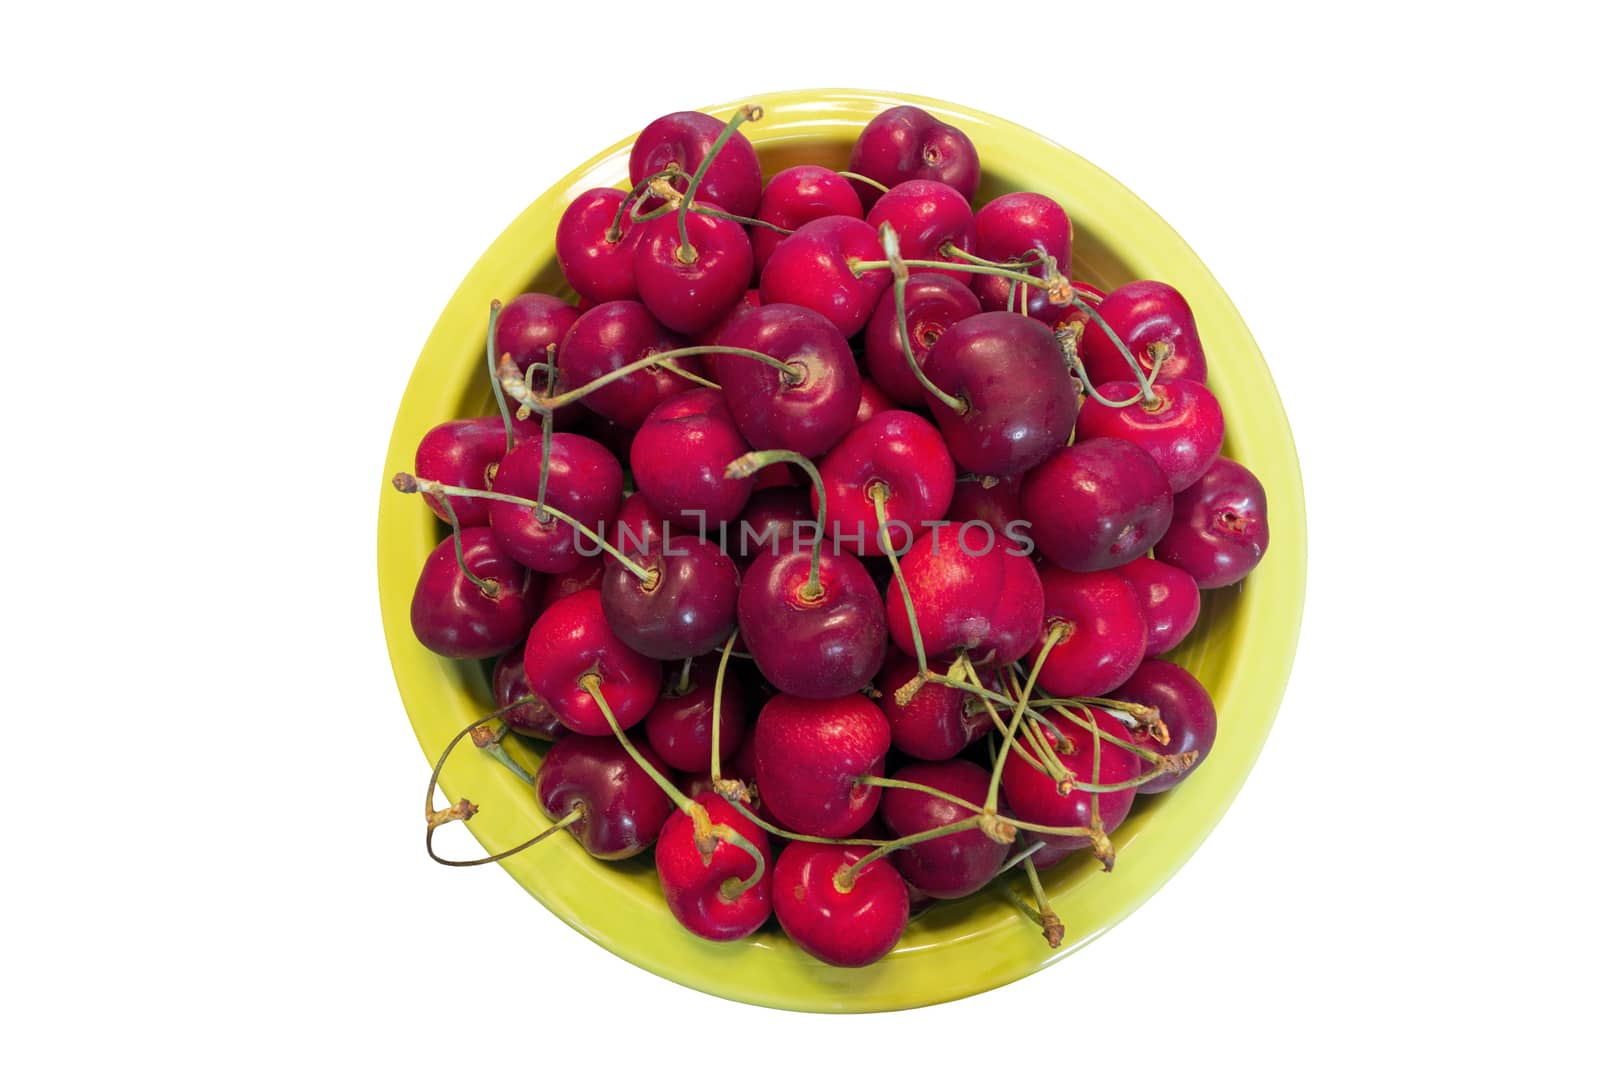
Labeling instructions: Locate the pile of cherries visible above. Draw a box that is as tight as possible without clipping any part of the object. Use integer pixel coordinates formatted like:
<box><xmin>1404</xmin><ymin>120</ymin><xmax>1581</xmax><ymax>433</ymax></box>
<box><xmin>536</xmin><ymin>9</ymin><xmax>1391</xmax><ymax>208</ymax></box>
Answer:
<box><xmin>395</xmin><ymin>102</ymin><xmax>1271</xmax><ymax>968</ymax></box>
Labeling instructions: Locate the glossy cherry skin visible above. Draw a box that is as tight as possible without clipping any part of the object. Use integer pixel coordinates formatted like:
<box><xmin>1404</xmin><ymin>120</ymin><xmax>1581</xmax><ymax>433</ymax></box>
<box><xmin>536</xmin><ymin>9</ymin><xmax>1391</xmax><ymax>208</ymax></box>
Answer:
<box><xmin>754</xmin><ymin>693</ymin><xmax>890</xmax><ymax>838</ymax></box>
<box><xmin>601</xmin><ymin>532</ymin><xmax>740</xmax><ymax>660</ymax></box>
<box><xmin>773</xmin><ymin>841</ymin><xmax>909</xmax><ymax>967</ymax></box>
<box><xmin>1155</xmin><ymin>457</ymin><xmax>1270</xmax><ymax>588</ymax></box>
<box><xmin>881</xmin><ymin>760</ymin><xmax>1009</xmax><ymax>899</ymax></box>
<box><xmin>1116</xmin><ymin>556</ymin><xmax>1202</xmax><ymax>656</ymax></box>
<box><xmin>693</xmin><ymin>288</ymin><xmax>761</xmax><ymax>354</ymax></box>
<box><xmin>630</xmin><ymin>111</ymin><xmax>763</xmax><ymax>219</ymax></box>
<box><xmin>863</xmin><ymin>273</ymin><xmax>981</xmax><ymax>406</ymax></box>
<box><xmin>539</xmin><ymin>554</ymin><xmax>604</xmax><ymax>609</ymax></box>
<box><xmin>716</xmin><ymin>302</ymin><xmax>862</xmax><ymax>457</ymax></box>
<box><xmin>945</xmin><ymin>471</ymin><xmax>1028</xmax><ymax>548</ymax></box>
<box><xmin>489</xmin><ymin>432</ymin><xmax>623</xmax><ymax>573</ymax></box>
<box><xmin>734</xmin><ymin>486</ymin><xmax>812</xmax><ymax>564</ymax></box>
<box><xmin>753</xmin><ymin>165</ymin><xmax>863</xmax><ymax>270</ymax></box>
<box><xmin>633</xmin><ymin>206</ymin><xmax>754</xmax><ymax>336</ymax></box>
<box><xmin>1003</xmin><ymin>706</ymin><xmax>1141</xmax><ymax>864</ymax></box>
<box><xmin>1021</xmin><ymin>438</ymin><xmax>1174</xmax><ymax>572</ymax></box>
<box><xmin>1033</xmin><ymin>568</ymin><xmax>1147</xmax><ymax>697</ymax></box>
<box><xmin>865</xmin><ymin>179</ymin><xmax>976</xmax><ymax>285</ymax></box>
<box><xmin>630</xmin><ymin>388</ymin><xmax>752</xmax><ymax>526</ymax></box>
<box><xmin>644</xmin><ymin>659</ymin><xmax>748</xmax><ymax>774</ymax></box>
<box><xmin>608</xmin><ymin>491</ymin><xmax>671</xmax><ymax>555</ymax></box>
<box><xmin>877</xmin><ymin>650</ymin><xmax>994</xmax><ymax>761</ymax></box>
<box><xmin>415</xmin><ymin>417</ymin><xmax>527</xmax><ymax>528</ymax></box>
<box><xmin>759</xmin><ymin>216</ymin><xmax>891</xmax><ymax>337</ymax></box>
<box><xmin>493</xmin><ymin>639</ymin><xmax>567</xmax><ymax>740</ymax></box>
<box><xmin>1075</xmin><ymin>378</ymin><xmax>1225</xmax><ymax>493</ymax></box>
<box><xmin>855</xmin><ymin>378</ymin><xmax>895</xmax><ymax>424</ymax></box>
<box><xmin>556</xmin><ymin>301</ymin><xmax>702</xmax><ymax>429</ymax></box>
<box><xmin>817</xmin><ymin>411</ymin><xmax>955</xmax><ymax>555</ymax></box>
<box><xmin>555</xmin><ymin>188</ymin><xmax>641</xmax><ymax>305</ymax></box>
<box><xmin>496</xmin><ymin>293</ymin><xmax>581</xmax><ymax>375</ymax></box>
<box><xmin>522</xmin><ymin>590</ymin><xmax>662</xmax><ymax>735</ymax></box>
<box><xmin>885</xmin><ymin>529</ymin><xmax>1044</xmax><ymax>667</ymax></box>
<box><xmin>738</xmin><ymin>548</ymin><xmax>887</xmax><ymax>699</ymax></box>
<box><xmin>847</xmin><ymin>105</ymin><xmax>980</xmax><ymax>208</ymax></box>
<box><xmin>410</xmin><ymin>527</ymin><xmax>537</xmax><ymax>660</ymax></box>
<box><xmin>1079</xmin><ymin>280</ymin><xmax>1208</xmax><ymax>386</ymax></box>
<box><xmin>1113</xmin><ymin>659</ymin><xmax>1217</xmax><ymax>794</ymax></box>
<box><xmin>970</xmin><ymin>192</ymin><xmax>1073</xmax><ymax>318</ymax></box>
<box><xmin>656</xmin><ymin>794</ymin><xmax>773</xmax><ymax>941</ymax></box>
<box><xmin>535</xmin><ymin>733</ymin><xmax>674</xmax><ymax>860</ymax></box>
<box><xmin>924</xmin><ymin>312</ymin><xmax>1077</xmax><ymax>475</ymax></box>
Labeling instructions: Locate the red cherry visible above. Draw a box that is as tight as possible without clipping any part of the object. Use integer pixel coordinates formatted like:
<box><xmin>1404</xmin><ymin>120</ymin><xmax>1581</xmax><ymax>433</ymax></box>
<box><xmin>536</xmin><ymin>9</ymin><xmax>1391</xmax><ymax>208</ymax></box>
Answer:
<box><xmin>1021</xmin><ymin>438</ymin><xmax>1174</xmax><ymax>572</ymax></box>
<box><xmin>656</xmin><ymin>794</ymin><xmax>773</xmax><ymax>941</ymax></box>
<box><xmin>945</xmin><ymin>471</ymin><xmax>1027</xmax><ymax>548</ymax></box>
<box><xmin>753</xmin><ymin>165</ymin><xmax>863</xmax><ymax>270</ymax></box>
<box><xmin>644</xmin><ymin>659</ymin><xmax>747</xmax><ymax>774</ymax></box>
<box><xmin>488</xmin><ymin>432</ymin><xmax>623</xmax><ymax>574</ymax></box>
<box><xmin>1075</xmin><ymin>378</ymin><xmax>1225</xmax><ymax>493</ymax></box>
<box><xmin>410</xmin><ymin>527</ymin><xmax>537</xmax><ymax>660</ymax></box>
<box><xmin>880</xmin><ymin>760</ymin><xmax>1009</xmax><ymax>899</ymax></box>
<box><xmin>738</xmin><ymin>548</ymin><xmax>887</xmax><ymax>699</ymax></box>
<box><xmin>864</xmin><ymin>179</ymin><xmax>976</xmax><ymax>285</ymax></box>
<box><xmin>633</xmin><ymin>206</ymin><xmax>755</xmax><ymax>336</ymax></box>
<box><xmin>734</xmin><ymin>486</ymin><xmax>812</xmax><ymax>565</ymax></box>
<box><xmin>1112</xmin><ymin>659</ymin><xmax>1217</xmax><ymax>794</ymax></box>
<box><xmin>692</xmin><ymin>288</ymin><xmax>762</xmax><ymax>355</ymax></box>
<box><xmin>600</xmin><ymin>531</ymin><xmax>740</xmax><ymax>660</ymax></box>
<box><xmin>1155</xmin><ymin>457</ymin><xmax>1270</xmax><ymax>588</ymax></box>
<box><xmin>816</xmin><ymin>411</ymin><xmax>955</xmax><ymax>556</ymax></box>
<box><xmin>753</xmin><ymin>693</ymin><xmax>890</xmax><ymax>838</ymax></box>
<box><xmin>555</xmin><ymin>188</ymin><xmax>641</xmax><ymax>305</ymax></box>
<box><xmin>877</xmin><ymin>650</ymin><xmax>995</xmax><ymax>761</ymax></box>
<box><xmin>847</xmin><ymin>105</ymin><xmax>980</xmax><ymax>208</ymax></box>
<box><xmin>495</xmin><ymin>293</ymin><xmax>581</xmax><ymax>375</ymax></box>
<box><xmin>1003</xmin><ymin>706</ymin><xmax>1141</xmax><ymax>864</ymax></box>
<box><xmin>715</xmin><ymin>303</ymin><xmax>862</xmax><ymax>458</ymax></box>
<box><xmin>1116</xmin><ymin>556</ymin><xmax>1201</xmax><ymax>656</ymax></box>
<box><xmin>522</xmin><ymin>590</ymin><xmax>662</xmax><ymax>735</ymax></box>
<box><xmin>415</xmin><ymin>417</ymin><xmax>529</xmax><ymax>528</ymax></box>
<box><xmin>970</xmin><ymin>192</ymin><xmax>1073</xmax><ymax>318</ymax></box>
<box><xmin>556</xmin><ymin>301</ymin><xmax>700</xmax><ymax>429</ymax></box>
<box><xmin>493</xmin><ymin>639</ymin><xmax>567</xmax><ymax>740</ymax></box>
<box><xmin>607</xmin><ymin>492</ymin><xmax>670</xmax><ymax>555</ymax></box>
<box><xmin>759</xmin><ymin>216</ymin><xmax>891</xmax><ymax>336</ymax></box>
<box><xmin>535</xmin><ymin>733</ymin><xmax>673</xmax><ymax>860</ymax></box>
<box><xmin>538</xmin><ymin>553</ymin><xmax>604</xmax><ymax>610</ymax></box>
<box><xmin>1033</xmin><ymin>568</ymin><xmax>1147</xmax><ymax>697</ymax></box>
<box><xmin>863</xmin><ymin>272</ymin><xmax>981</xmax><ymax>407</ymax></box>
<box><xmin>630</xmin><ymin>111</ymin><xmax>763</xmax><ymax>219</ymax></box>
<box><xmin>1079</xmin><ymin>280</ymin><xmax>1208</xmax><ymax>386</ymax></box>
<box><xmin>855</xmin><ymin>377</ymin><xmax>895</xmax><ymax>425</ymax></box>
<box><xmin>885</xmin><ymin>529</ymin><xmax>1044</xmax><ymax>667</ymax></box>
<box><xmin>772</xmin><ymin>841</ymin><xmax>909</xmax><ymax>967</ymax></box>
<box><xmin>630</xmin><ymin>388</ymin><xmax>753</xmax><ymax>527</ymax></box>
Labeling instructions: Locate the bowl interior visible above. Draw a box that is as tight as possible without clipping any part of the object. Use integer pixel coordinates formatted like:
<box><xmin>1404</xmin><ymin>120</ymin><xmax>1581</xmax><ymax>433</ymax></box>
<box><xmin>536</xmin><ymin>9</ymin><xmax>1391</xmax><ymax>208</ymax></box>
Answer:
<box><xmin>377</xmin><ymin>89</ymin><xmax>1306</xmax><ymax>1012</ymax></box>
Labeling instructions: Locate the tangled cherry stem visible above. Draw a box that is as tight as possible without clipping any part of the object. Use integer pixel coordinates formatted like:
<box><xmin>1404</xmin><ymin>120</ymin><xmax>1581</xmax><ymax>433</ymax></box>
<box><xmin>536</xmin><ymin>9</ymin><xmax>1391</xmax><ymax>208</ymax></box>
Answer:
<box><xmin>725</xmin><ymin>449</ymin><xmax>828</xmax><ymax>600</ymax></box>
<box><xmin>535</xmin><ymin>343</ymin><xmax>558</xmax><ymax>520</ymax></box>
<box><xmin>1081</xmin><ymin>696</ymin><xmax>1170</xmax><ymax>745</ymax></box>
<box><xmin>985</xmin><ymin>622</ymin><xmax>1068</xmax><ymax>812</ymax></box>
<box><xmin>881</xmin><ymin>223</ymin><xmax>967</xmax><ymax>414</ymax></box>
<box><xmin>1022</xmin><ymin>856</ymin><xmax>1064</xmax><ymax>947</ymax></box>
<box><xmin>393</xmin><ymin>473</ymin><xmax>656</xmax><ymax>585</ymax></box>
<box><xmin>486</xmin><ymin>300</ymin><xmax>517</xmax><ymax>451</ymax></box>
<box><xmin>606</xmin><ymin>163</ymin><xmax>683</xmax><ymax>242</ymax></box>
<box><xmin>1034</xmin><ymin>699</ymin><xmax>1171</xmax><ymax>765</ymax></box>
<box><xmin>1054</xmin><ymin>321</ymin><xmax>1147</xmax><ymax>409</ymax></box>
<box><xmin>1070</xmin><ymin>298</ymin><xmax>1162</xmax><ymax>404</ymax></box>
<box><xmin>503</xmin><ymin>345</ymin><xmax>797</xmax><ymax>415</ymax></box>
<box><xmin>675</xmin><ymin>104</ymin><xmax>763</xmax><ymax>265</ymax></box>
<box><xmin>851</xmin><ymin>253</ymin><xmax>1060</xmax><ymax>295</ymax></box>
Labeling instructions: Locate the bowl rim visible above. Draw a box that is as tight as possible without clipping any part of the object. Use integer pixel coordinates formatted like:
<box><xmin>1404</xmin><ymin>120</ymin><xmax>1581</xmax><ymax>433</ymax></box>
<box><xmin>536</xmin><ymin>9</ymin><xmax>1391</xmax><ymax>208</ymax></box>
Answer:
<box><xmin>377</xmin><ymin>87</ymin><xmax>1307</xmax><ymax>1013</ymax></box>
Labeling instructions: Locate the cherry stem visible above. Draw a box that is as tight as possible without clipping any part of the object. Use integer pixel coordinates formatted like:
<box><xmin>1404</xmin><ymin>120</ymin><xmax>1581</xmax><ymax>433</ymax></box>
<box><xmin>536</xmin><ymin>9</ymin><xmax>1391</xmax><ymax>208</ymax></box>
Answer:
<box><xmin>727</xmin><ymin>800</ymin><xmax>892</xmax><ymax>848</ymax></box>
<box><xmin>880</xmin><ymin>223</ymin><xmax>967</xmax><ymax>414</ymax></box>
<box><xmin>725</xmin><ymin>449</ymin><xmax>827</xmax><ymax>599</ymax></box>
<box><xmin>633</xmin><ymin>199</ymin><xmax>790</xmax><ymax>234</ymax></box>
<box><xmin>985</xmin><ymin>622</ymin><xmax>1067</xmax><ymax>812</ymax></box>
<box><xmin>852</xmin><ymin>255</ymin><xmax>1054</xmax><ymax>292</ymax></box>
<box><xmin>872</xmin><ymin>485</ymin><xmax>931</xmax><ymax>685</ymax></box>
<box><xmin>1070</xmin><ymin>298</ymin><xmax>1159</xmax><ymax>404</ymax></box>
<box><xmin>607</xmin><ymin>163</ymin><xmax>683</xmax><ymax>242</ymax></box>
<box><xmin>535</xmin><ymin>343</ymin><xmax>557</xmax><ymax>520</ymax></box>
<box><xmin>857</xmin><ymin>774</ymin><xmax>983</xmax><ymax>814</ymax></box>
<box><xmin>951</xmin><ymin>660</ymin><xmax>1054</xmax><ymax>779</ymax></box>
<box><xmin>709</xmin><ymin>630</ymin><xmax>737</xmax><ymax>785</ymax></box>
<box><xmin>835</xmin><ymin>170</ymin><xmax>890</xmax><ymax>194</ymax></box>
<box><xmin>469</xmin><ymin>722</ymin><xmax>537</xmax><ymax>789</ymax></box>
<box><xmin>425</xmin><ymin>489</ymin><xmax>499</xmax><ymax>597</ymax></box>
<box><xmin>506</xmin><ymin>345</ymin><xmax>795</xmax><ymax>413</ymax></box>
<box><xmin>675</xmin><ymin>104</ymin><xmax>762</xmax><ymax>265</ymax></box>
<box><xmin>1054</xmin><ymin>321</ymin><xmax>1147</xmax><ymax>409</ymax></box>
<box><xmin>394</xmin><ymin>474</ymin><xmax>655</xmax><ymax>585</ymax></box>
<box><xmin>582</xmin><ymin>675</ymin><xmax>696</xmax><ymax>814</ymax></box>
<box><xmin>713</xmin><ymin>822</ymin><xmax>766</xmax><ymax>900</ymax></box>
<box><xmin>1034</xmin><ymin>699</ymin><xmax>1170</xmax><ymax>765</ymax></box>
<box><xmin>835</xmin><ymin>815</ymin><xmax>984</xmax><ymax>891</ymax></box>
<box><xmin>485</xmin><ymin>300</ymin><xmax>517</xmax><ymax>452</ymax></box>
<box><xmin>1022</xmin><ymin>856</ymin><xmax>1065</xmax><ymax>947</ymax></box>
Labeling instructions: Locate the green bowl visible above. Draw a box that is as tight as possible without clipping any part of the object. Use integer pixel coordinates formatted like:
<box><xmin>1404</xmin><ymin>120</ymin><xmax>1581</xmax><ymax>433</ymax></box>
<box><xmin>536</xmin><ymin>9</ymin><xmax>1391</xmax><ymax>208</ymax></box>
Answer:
<box><xmin>377</xmin><ymin>88</ymin><xmax>1306</xmax><ymax>1012</ymax></box>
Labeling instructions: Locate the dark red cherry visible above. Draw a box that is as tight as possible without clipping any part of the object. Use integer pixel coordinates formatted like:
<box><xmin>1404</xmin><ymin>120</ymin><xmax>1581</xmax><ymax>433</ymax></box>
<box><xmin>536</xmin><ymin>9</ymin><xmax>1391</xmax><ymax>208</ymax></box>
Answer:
<box><xmin>1021</xmin><ymin>438</ymin><xmax>1174</xmax><ymax>572</ymax></box>
<box><xmin>759</xmin><ymin>216</ymin><xmax>891</xmax><ymax>337</ymax></box>
<box><xmin>608</xmin><ymin>492</ymin><xmax>670</xmax><ymax>555</ymax></box>
<box><xmin>738</xmin><ymin>548</ymin><xmax>887</xmax><ymax>699</ymax></box>
<box><xmin>865</xmin><ymin>179</ymin><xmax>975</xmax><ymax>285</ymax></box>
<box><xmin>557</xmin><ymin>301</ymin><xmax>702</xmax><ymax>429</ymax></box>
<box><xmin>410</xmin><ymin>527</ymin><xmax>536</xmax><ymax>660</ymax></box>
<box><xmin>493</xmin><ymin>639</ymin><xmax>567</xmax><ymax>740</ymax></box>
<box><xmin>734</xmin><ymin>486</ymin><xmax>813</xmax><ymax>565</ymax></box>
<box><xmin>1079</xmin><ymin>280</ymin><xmax>1208</xmax><ymax>386</ymax></box>
<box><xmin>535</xmin><ymin>733</ymin><xmax>673</xmax><ymax>860</ymax></box>
<box><xmin>522</xmin><ymin>589</ymin><xmax>662</xmax><ymax>735</ymax></box>
<box><xmin>634</xmin><ymin>205</ymin><xmax>754</xmax><ymax>336</ymax></box>
<box><xmin>555</xmin><ymin>188</ymin><xmax>642</xmax><ymax>305</ymax></box>
<box><xmin>644</xmin><ymin>659</ymin><xmax>748</xmax><ymax>774</ymax></box>
<box><xmin>816</xmin><ymin>411</ymin><xmax>955</xmax><ymax>556</ymax></box>
<box><xmin>924</xmin><ymin>312</ymin><xmax>1077</xmax><ymax>475</ymax></box>
<box><xmin>1033</xmin><ymin>568</ymin><xmax>1146</xmax><ymax>697</ymax></box>
<box><xmin>630</xmin><ymin>111</ymin><xmax>763</xmax><ymax>219</ymax></box>
<box><xmin>539</xmin><ymin>553</ymin><xmax>604</xmax><ymax>610</ymax></box>
<box><xmin>881</xmin><ymin>760</ymin><xmax>1008</xmax><ymax>899</ymax></box>
<box><xmin>1003</xmin><ymin>706</ymin><xmax>1141</xmax><ymax>860</ymax></box>
<box><xmin>876</xmin><ymin>650</ymin><xmax>995</xmax><ymax>761</ymax></box>
<box><xmin>863</xmin><ymin>272</ymin><xmax>981</xmax><ymax>407</ymax></box>
<box><xmin>753</xmin><ymin>165</ymin><xmax>863</xmax><ymax>270</ymax></box>
<box><xmin>630</xmin><ymin>388</ymin><xmax>753</xmax><ymax>526</ymax></box>
<box><xmin>1116</xmin><ymin>556</ymin><xmax>1201</xmax><ymax>656</ymax></box>
<box><xmin>601</xmin><ymin>532</ymin><xmax>740</xmax><ymax>660</ymax></box>
<box><xmin>715</xmin><ymin>303</ymin><xmax>862</xmax><ymax>457</ymax></box>
<box><xmin>415</xmin><ymin>417</ymin><xmax>528</xmax><ymax>528</ymax></box>
<box><xmin>855</xmin><ymin>377</ymin><xmax>895</xmax><ymax>425</ymax></box>
<box><xmin>970</xmin><ymin>192</ymin><xmax>1073</xmax><ymax>318</ymax></box>
<box><xmin>945</xmin><ymin>472</ymin><xmax>1027</xmax><ymax>548</ymax></box>
<box><xmin>773</xmin><ymin>841</ymin><xmax>909</xmax><ymax>967</ymax></box>
<box><xmin>1155</xmin><ymin>457</ymin><xmax>1270</xmax><ymax>588</ymax></box>
<box><xmin>656</xmin><ymin>794</ymin><xmax>773</xmax><ymax>941</ymax></box>
<box><xmin>489</xmin><ymin>432</ymin><xmax>623</xmax><ymax>574</ymax></box>
<box><xmin>495</xmin><ymin>293</ymin><xmax>581</xmax><ymax>375</ymax></box>
<box><xmin>754</xmin><ymin>693</ymin><xmax>890</xmax><ymax>838</ymax></box>
<box><xmin>692</xmin><ymin>288</ymin><xmax>762</xmax><ymax>354</ymax></box>
<box><xmin>847</xmin><ymin>105</ymin><xmax>980</xmax><ymax>208</ymax></box>
<box><xmin>1075</xmin><ymin>378</ymin><xmax>1225</xmax><ymax>493</ymax></box>
<box><xmin>885</xmin><ymin>529</ymin><xmax>1043</xmax><ymax>667</ymax></box>
<box><xmin>1112</xmin><ymin>659</ymin><xmax>1217</xmax><ymax>794</ymax></box>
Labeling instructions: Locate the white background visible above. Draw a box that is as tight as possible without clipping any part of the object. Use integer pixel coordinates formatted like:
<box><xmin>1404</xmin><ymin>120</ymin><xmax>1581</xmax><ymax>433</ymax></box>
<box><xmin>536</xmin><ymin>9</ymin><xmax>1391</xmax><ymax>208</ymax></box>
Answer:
<box><xmin>4</xmin><ymin>2</ymin><xmax>1594</xmax><ymax>1063</ymax></box>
